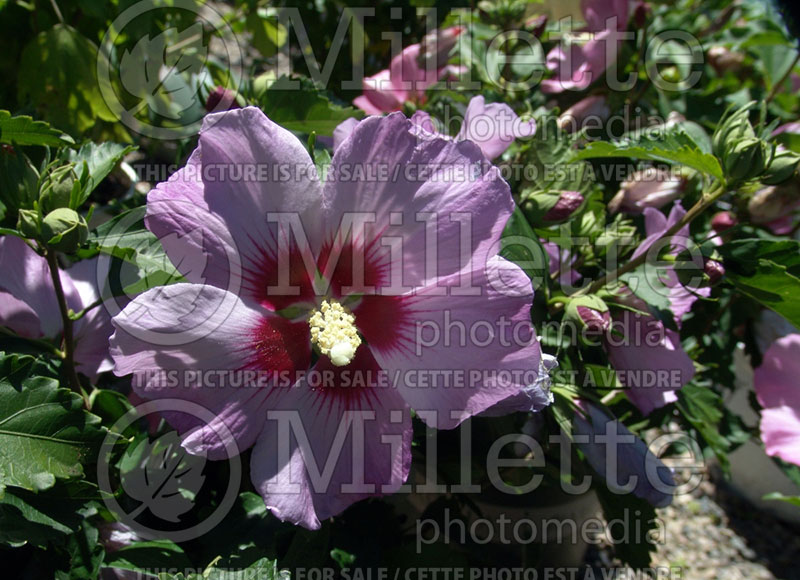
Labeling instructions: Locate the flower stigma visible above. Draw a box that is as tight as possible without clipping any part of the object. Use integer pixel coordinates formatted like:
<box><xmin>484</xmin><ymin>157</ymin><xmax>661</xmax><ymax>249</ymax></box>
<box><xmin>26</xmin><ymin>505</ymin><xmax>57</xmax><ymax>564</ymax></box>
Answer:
<box><xmin>308</xmin><ymin>299</ymin><xmax>362</xmax><ymax>366</ymax></box>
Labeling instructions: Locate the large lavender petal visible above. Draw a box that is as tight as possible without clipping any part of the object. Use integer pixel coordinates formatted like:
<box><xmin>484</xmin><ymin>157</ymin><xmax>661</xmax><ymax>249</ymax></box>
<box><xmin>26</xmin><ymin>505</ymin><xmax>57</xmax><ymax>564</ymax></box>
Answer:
<box><xmin>251</xmin><ymin>347</ymin><xmax>411</xmax><ymax>529</ymax></box>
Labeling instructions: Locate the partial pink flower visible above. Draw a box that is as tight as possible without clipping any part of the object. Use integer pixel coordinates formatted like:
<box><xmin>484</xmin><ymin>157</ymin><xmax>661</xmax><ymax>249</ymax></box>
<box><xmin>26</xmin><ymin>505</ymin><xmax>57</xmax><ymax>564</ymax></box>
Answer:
<box><xmin>110</xmin><ymin>107</ymin><xmax>544</xmax><ymax>529</ymax></box>
<box><xmin>0</xmin><ymin>235</ymin><xmax>114</xmax><ymax>380</ymax></box>
<box><xmin>541</xmin><ymin>0</ymin><xmax>630</xmax><ymax>93</ymax></box>
<box><xmin>557</xmin><ymin>95</ymin><xmax>610</xmax><ymax>132</ymax></box>
<box><xmin>748</xmin><ymin>183</ymin><xmax>800</xmax><ymax>235</ymax></box>
<box><xmin>354</xmin><ymin>27</ymin><xmax>464</xmax><ymax>114</ymax></box>
<box><xmin>338</xmin><ymin>96</ymin><xmax>535</xmax><ymax>161</ymax></box>
<box><xmin>409</xmin><ymin>96</ymin><xmax>536</xmax><ymax>160</ymax></box>
<box><xmin>543</xmin><ymin>240</ymin><xmax>581</xmax><ymax>287</ymax></box>
<box><xmin>604</xmin><ymin>203</ymin><xmax>706</xmax><ymax>415</ymax></box>
<box><xmin>99</xmin><ymin>522</ymin><xmax>143</xmax><ymax>580</ymax></box>
<box><xmin>633</xmin><ymin>202</ymin><xmax>710</xmax><ymax>322</ymax></box>
<box><xmin>481</xmin><ymin>353</ymin><xmax>557</xmax><ymax>415</ymax></box>
<box><xmin>604</xmin><ymin>289</ymin><xmax>693</xmax><ymax>415</ymax></box>
<box><xmin>753</xmin><ymin>334</ymin><xmax>800</xmax><ymax>466</ymax></box>
<box><xmin>608</xmin><ymin>167</ymin><xmax>685</xmax><ymax>214</ymax></box>
<box><xmin>205</xmin><ymin>86</ymin><xmax>241</xmax><ymax>113</ymax></box>
<box><xmin>773</xmin><ymin>122</ymin><xmax>800</xmax><ymax>136</ymax></box>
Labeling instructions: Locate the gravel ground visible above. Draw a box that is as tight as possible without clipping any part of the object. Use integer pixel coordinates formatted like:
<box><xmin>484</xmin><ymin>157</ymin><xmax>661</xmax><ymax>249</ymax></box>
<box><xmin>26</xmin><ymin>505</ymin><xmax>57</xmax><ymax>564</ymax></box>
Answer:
<box><xmin>586</xmin><ymin>470</ymin><xmax>800</xmax><ymax>579</ymax></box>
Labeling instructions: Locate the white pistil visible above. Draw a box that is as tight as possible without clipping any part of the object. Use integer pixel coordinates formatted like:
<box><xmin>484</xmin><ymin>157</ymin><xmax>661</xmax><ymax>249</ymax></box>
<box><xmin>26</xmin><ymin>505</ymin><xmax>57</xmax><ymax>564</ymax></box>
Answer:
<box><xmin>308</xmin><ymin>299</ymin><xmax>361</xmax><ymax>367</ymax></box>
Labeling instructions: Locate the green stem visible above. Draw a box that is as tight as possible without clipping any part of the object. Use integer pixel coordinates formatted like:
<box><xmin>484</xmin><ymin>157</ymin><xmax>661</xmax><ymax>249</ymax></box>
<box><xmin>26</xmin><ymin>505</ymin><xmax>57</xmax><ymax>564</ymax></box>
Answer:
<box><xmin>575</xmin><ymin>182</ymin><xmax>727</xmax><ymax>296</ymax></box>
<box><xmin>44</xmin><ymin>250</ymin><xmax>88</xmax><ymax>406</ymax></box>
<box><xmin>70</xmin><ymin>297</ymin><xmax>103</xmax><ymax>321</ymax></box>
<box><xmin>48</xmin><ymin>0</ymin><xmax>64</xmax><ymax>24</ymax></box>
<box><xmin>0</xmin><ymin>325</ymin><xmax>64</xmax><ymax>358</ymax></box>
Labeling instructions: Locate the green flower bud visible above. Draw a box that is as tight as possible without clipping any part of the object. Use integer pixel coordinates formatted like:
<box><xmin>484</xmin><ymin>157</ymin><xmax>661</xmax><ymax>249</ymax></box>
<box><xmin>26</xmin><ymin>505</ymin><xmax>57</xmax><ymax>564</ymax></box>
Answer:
<box><xmin>520</xmin><ymin>190</ymin><xmax>562</xmax><ymax>224</ymax></box>
<box><xmin>41</xmin><ymin>208</ymin><xmax>88</xmax><ymax>253</ymax></box>
<box><xmin>16</xmin><ymin>208</ymin><xmax>40</xmax><ymax>238</ymax></box>
<box><xmin>723</xmin><ymin>138</ymin><xmax>768</xmax><ymax>182</ymax></box>
<box><xmin>40</xmin><ymin>165</ymin><xmax>78</xmax><ymax>213</ymax></box>
<box><xmin>712</xmin><ymin>107</ymin><xmax>756</xmax><ymax>159</ymax></box>
<box><xmin>565</xmin><ymin>295</ymin><xmax>610</xmax><ymax>336</ymax></box>
<box><xmin>761</xmin><ymin>150</ymin><xmax>800</xmax><ymax>185</ymax></box>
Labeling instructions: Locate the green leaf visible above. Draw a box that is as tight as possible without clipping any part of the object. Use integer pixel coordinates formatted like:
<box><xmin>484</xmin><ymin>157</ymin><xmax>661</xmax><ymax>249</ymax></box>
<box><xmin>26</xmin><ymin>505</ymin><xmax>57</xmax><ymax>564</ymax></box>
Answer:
<box><xmin>257</xmin><ymin>76</ymin><xmax>362</xmax><ymax>136</ymax></box>
<box><xmin>500</xmin><ymin>208</ymin><xmax>549</xmax><ymax>290</ymax></box>
<box><xmin>246</xmin><ymin>10</ymin><xmax>288</xmax><ymax>58</ymax></box>
<box><xmin>763</xmin><ymin>492</ymin><xmax>800</xmax><ymax>507</ymax></box>
<box><xmin>718</xmin><ymin>238</ymin><xmax>800</xmax><ymax>275</ymax></box>
<box><xmin>0</xmin><ymin>352</ymin><xmax>104</xmax><ymax>492</ymax></box>
<box><xmin>0</xmin><ymin>110</ymin><xmax>75</xmax><ymax>147</ymax></box>
<box><xmin>594</xmin><ymin>486</ymin><xmax>658</xmax><ymax>569</ymax></box>
<box><xmin>84</xmin><ymin>206</ymin><xmax>184</xmax><ymax>296</ymax></box>
<box><xmin>677</xmin><ymin>383</ymin><xmax>730</xmax><ymax>472</ymax></box>
<box><xmin>153</xmin><ymin>557</ymin><xmax>284</xmax><ymax>580</ymax></box>
<box><xmin>17</xmin><ymin>24</ymin><xmax>117</xmax><ymax>136</ymax></box>
<box><xmin>104</xmin><ymin>539</ymin><xmax>191</xmax><ymax>575</ymax></box>
<box><xmin>569</xmin><ymin>126</ymin><xmax>724</xmax><ymax>180</ymax></box>
<box><xmin>718</xmin><ymin>239</ymin><xmax>800</xmax><ymax>329</ymax></box>
<box><xmin>56</xmin><ymin>519</ymin><xmax>105</xmax><ymax>579</ymax></box>
<box><xmin>0</xmin><ymin>484</ymin><xmax>86</xmax><ymax>547</ymax></box>
<box><xmin>65</xmin><ymin>142</ymin><xmax>137</xmax><ymax>208</ymax></box>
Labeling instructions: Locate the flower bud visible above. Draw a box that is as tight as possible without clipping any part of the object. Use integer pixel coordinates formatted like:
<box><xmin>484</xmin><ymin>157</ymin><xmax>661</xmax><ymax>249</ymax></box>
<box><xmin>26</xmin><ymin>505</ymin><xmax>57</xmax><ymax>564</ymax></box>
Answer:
<box><xmin>520</xmin><ymin>189</ymin><xmax>561</xmax><ymax>224</ymax></box>
<box><xmin>565</xmin><ymin>295</ymin><xmax>610</xmax><ymax>335</ymax></box>
<box><xmin>747</xmin><ymin>182</ymin><xmax>800</xmax><ymax>226</ymax></box>
<box><xmin>704</xmin><ymin>259</ymin><xmax>725</xmax><ymax>286</ymax></box>
<box><xmin>418</xmin><ymin>27</ymin><xmax>464</xmax><ymax>70</ymax></box>
<box><xmin>40</xmin><ymin>164</ymin><xmax>77</xmax><ymax>213</ymax></box>
<box><xmin>608</xmin><ymin>168</ymin><xmax>684</xmax><ymax>214</ymax></box>
<box><xmin>205</xmin><ymin>86</ymin><xmax>242</xmax><ymax>112</ymax></box>
<box><xmin>711</xmin><ymin>211</ymin><xmax>737</xmax><ymax>233</ymax></box>
<box><xmin>707</xmin><ymin>46</ymin><xmax>744</xmax><ymax>74</ymax></box>
<box><xmin>541</xmin><ymin>191</ymin><xmax>585</xmax><ymax>222</ymax></box>
<box><xmin>633</xmin><ymin>2</ymin><xmax>651</xmax><ymax>28</ymax></box>
<box><xmin>761</xmin><ymin>149</ymin><xmax>800</xmax><ymax>185</ymax></box>
<box><xmin>723</xmin><ymin>137</ymin><xmax>768</xmax><ymax>182</ymax></box>
<box><xmin>557</xmin><ymin>95</ymin><xmax>610</xmax><ymax>133</ymax></box>
<box><xmin>41</xmin><ymin>208</ymin><xmax>88</xmax><ymax>253</ymax></box>
<box><xmin>524</xmin><ymin>14</ymin><xmax>548</xmax><ymax>37</ymax></box>
<box><xmin>675</xmin><ymin>249</ymin><xmax>724</xmax><ymax>289</ymax></box>
<box><xmin>16</xmin><ymin>208</ymin><xmax>40</xmax><ymax>239</ymax></box>
<box><xmin>714</xmin><ymin>108</ymin><xmax>755</xmax><ymax>151</ymax></box>
<box><xmin>713</xmin><ymin>106</ymin><xmax>755</xmax><ymax>159</ymax></box>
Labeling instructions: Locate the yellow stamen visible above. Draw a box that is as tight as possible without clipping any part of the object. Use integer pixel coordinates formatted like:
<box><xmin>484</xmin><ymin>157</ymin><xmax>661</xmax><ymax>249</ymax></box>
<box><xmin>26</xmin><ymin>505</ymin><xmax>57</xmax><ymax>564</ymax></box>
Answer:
<box><xmin>308</xmin><ymin>299</ymin><xmax>361</xmax><ymax>367</ymax></box>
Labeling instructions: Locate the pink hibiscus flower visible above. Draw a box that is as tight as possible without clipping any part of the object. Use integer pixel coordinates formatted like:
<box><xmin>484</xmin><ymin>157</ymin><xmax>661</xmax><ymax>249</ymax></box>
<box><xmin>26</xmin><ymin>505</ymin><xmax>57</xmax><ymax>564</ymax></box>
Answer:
<box><xmin>541</xmin><ymin>0</ymin><xmax>630</xmax><ymax>93</ymax></box>
<box><xmin>754</xmin><ymin>334</ymin><xmax>800</xmax><ymax>466</ymax></box>
<box><xmin>109</xmin><ymin>107</ymin><xmax>545</xmax><ymax>529</ymax></box>
<box><xmin>354</xmin><ymin>27</ymin><xmax>464</xmax><ymax>114</ymax></box>
<box><xmin>338</xmin><ymin>96</ymin><xmax>536</xmax><ymax>161</ymax></box>
<box><xmin>0</xmin><ymin>235</ymin><xmax>114</xmax><ymax>380</ymax></box>
<box><xmin>604</xmin><ymin>203</ymin><xmax>707</xmax><ymax>415</ymax></box>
